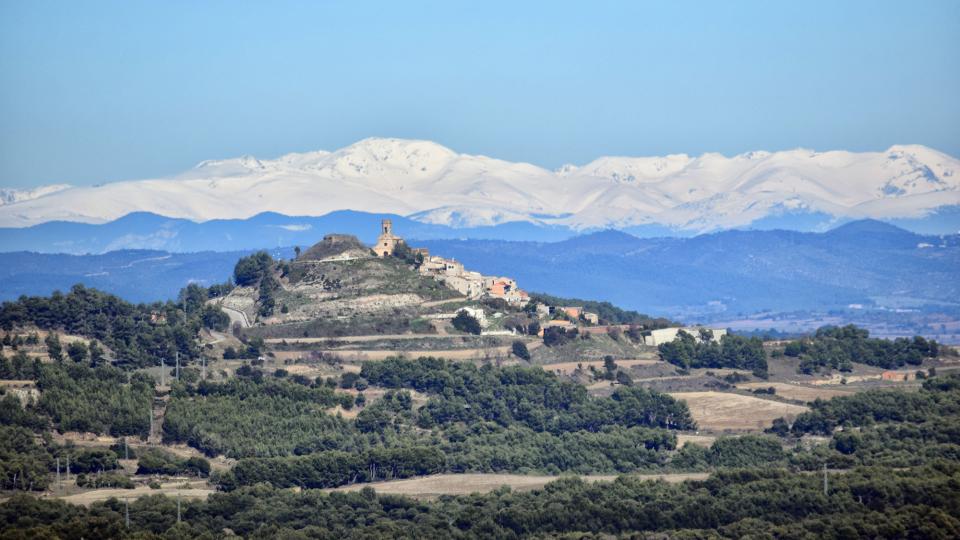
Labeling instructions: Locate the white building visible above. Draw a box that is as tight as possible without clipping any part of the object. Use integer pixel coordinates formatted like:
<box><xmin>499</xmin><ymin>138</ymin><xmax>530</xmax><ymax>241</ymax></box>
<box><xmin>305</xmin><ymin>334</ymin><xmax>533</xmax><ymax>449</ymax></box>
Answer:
<box><xmin>644</xmin><ymin>327</ymin><xmax>727</xmax><ymax>347</ymax></box>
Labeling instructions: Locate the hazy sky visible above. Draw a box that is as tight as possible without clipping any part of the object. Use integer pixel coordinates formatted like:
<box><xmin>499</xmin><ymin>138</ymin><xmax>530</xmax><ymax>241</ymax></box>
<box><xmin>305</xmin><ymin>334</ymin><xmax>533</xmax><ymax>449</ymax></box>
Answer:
<box><xmin>1</xmin><ymin>1</ymin><xmax>958</xmax><ymax>188</ymax></box>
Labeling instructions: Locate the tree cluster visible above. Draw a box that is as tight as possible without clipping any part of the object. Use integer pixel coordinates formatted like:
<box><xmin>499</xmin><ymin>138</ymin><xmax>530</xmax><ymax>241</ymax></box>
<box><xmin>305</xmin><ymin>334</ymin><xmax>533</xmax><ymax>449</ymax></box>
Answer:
<box><xmin>528</xmin><ymin>292</ymin><xmax>674</xmax><ymax>327</ymax></box>
<box><xmin>658</xmin><ymin>331</ymin><xmax>768</xmax><ymax>378</ymax></box>
<box><xmin>783</xmin><ymin>324</ymin><xmax>941</xmax><ymax>373</ymax></box>
<box><xmin>360</xmin><ymin>357</ymin><xmax>696</xmax><ymax>432</ymax></box>
<box><xmin>3</xmin><ymin>462</ymin><xmax>959</xmax><ymax>538</ymax></box>
<box><xmin>0</xmin><ymin>284</ymin><xmax>230</xmax><ymax>368</ymax></box>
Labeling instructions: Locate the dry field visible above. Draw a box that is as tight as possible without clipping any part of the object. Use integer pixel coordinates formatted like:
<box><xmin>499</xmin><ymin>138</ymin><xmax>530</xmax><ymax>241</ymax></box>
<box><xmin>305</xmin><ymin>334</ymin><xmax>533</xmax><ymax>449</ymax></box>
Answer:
<box><xmin>54</xmin><ymin>480</ymin><xmax>213</xmax><ymax>507</ymax></box>
<box><xmin>326</xmin><ymin>347</ymin><xmax>515</xmax><ymax>361</ymax></box>
<box><xmin>668</xmin><ymin>391</ymin><xmax>808</xmax><ymax>432</ymax></box>
<box><xmin>265</xmin><ymin>334</ymin><xmax>463</xmax><ymax>344</ymax></box>
<box><xmin>676</xmin><ymin>434</ymin><xmax>717</xmax><ymax>447</ymax></box>
<box><xmin>50</xmin><ymin>433</ymin><xmax>234</xmax><ymax>472</ymax></box>
<box><xmin>327</xmin><ymin>472</ymin><xmax>710</xmax><ymax>498</ymax></box>
<box><xmin>541</xmin><ymin>359</ymin><xmax>660</xmax><ymax>375</ymax></box>
<box><xmin>737</xmin><ymin>382</ymin><xmax>854</xmax><ymax>402</ymax></box>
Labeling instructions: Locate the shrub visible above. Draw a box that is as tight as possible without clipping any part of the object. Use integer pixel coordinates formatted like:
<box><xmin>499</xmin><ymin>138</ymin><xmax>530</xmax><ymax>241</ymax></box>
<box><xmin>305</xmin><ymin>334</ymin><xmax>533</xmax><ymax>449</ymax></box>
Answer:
<box><xmin>452</xmin><ymin>311</ymin><xmax>482</xmax><ymax>335</ymax></box>
<box><xmin>511</xmin><ymin>341</ymin><xmax>531</xmax><ymax>361</ymax></box>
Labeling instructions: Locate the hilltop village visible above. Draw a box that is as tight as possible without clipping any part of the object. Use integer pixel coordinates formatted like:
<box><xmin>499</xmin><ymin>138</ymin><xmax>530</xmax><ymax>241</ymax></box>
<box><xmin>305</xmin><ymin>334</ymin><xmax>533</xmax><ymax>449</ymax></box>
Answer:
<box><xmin>375</xmin><ymin>219</ymin><xmax>531</xmax><ymax>307</ymax></box>
<box><xmin>244</xmin><ymin>219</ymin><xmax>725</xmax><ymax>346</ymax></box>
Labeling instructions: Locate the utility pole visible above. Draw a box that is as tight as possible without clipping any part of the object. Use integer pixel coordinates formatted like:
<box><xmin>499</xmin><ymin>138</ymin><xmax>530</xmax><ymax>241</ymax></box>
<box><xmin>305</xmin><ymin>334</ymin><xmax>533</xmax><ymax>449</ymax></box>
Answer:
<box><xmin>125</xmin><ymin>498</ymin><xmax>130</xmax><ymax>528</ymax></box>
<box><xmin>65</xmin><ymin>454</ymin><xmax>70</xmax><ymax>484</ymax></box>
<box><xmin>124</xmin><ymin>438</ymin><xmax>129</xmax><ymax>460</ymax></box>
<box><xmin>160</xmin><ymin>357</ymin><xmax>165</xmax><ymax>387</ymax></box>
<box><xmin>56</xmin><ymin>457</ymin><xmax>61</xmax><ymax>490</ymax></box>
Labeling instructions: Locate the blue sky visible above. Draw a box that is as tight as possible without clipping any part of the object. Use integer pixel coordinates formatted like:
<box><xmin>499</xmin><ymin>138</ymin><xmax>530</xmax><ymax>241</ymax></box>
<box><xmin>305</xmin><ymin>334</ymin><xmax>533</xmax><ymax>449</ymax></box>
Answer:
<box><xmin>1</xmin><ymin>1</ymin><xmax>958</xmax><ymax>188</ymax></box>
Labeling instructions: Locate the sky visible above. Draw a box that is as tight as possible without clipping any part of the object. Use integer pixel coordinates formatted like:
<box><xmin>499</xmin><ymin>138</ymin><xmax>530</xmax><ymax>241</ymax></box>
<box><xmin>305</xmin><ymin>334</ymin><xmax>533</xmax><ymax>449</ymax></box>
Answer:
<box><xmin>1</xmin><ymin>1</ymin><xmax>958</xmax><ymax>188</ymax></box>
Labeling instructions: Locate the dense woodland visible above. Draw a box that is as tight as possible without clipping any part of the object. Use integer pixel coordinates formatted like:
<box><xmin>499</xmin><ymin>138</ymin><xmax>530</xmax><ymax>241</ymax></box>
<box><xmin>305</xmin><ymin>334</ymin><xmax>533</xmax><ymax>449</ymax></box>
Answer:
<box><xmin>2</xmin><ymin>463</ymin><xmax>957</xmax><ymax>539</ymax></box>
<box><xmin>0</xmin><ymin>283</ymin><xmax>231</xmax><ymax>368</ymax></box>
<box><xmin>359</xmin><ymin>357</ymin><xmax>695</xmax><ymax>431</ymax></box>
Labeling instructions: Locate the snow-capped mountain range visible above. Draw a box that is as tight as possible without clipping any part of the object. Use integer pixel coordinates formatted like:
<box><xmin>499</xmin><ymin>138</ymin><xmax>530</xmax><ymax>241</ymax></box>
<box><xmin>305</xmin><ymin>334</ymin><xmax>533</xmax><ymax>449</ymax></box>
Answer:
<box><xmin>1</xmin><ymin>138</ymin><xmax>958</xmax><ymax>232</ymax></box>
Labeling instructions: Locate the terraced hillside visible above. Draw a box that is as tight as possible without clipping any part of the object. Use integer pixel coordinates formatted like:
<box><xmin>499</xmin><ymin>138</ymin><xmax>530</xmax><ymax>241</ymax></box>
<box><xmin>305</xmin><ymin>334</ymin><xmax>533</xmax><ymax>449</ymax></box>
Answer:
<box><xmin>217</xmin><ymin>235</ymin><xmax>459</xmax><ymax>339</ymax></box>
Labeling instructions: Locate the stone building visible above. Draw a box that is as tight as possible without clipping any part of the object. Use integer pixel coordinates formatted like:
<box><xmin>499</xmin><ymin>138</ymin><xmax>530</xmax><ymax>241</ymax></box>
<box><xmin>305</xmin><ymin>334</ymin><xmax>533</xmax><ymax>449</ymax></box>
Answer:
<box><xmin>373</xmin><ymin>219</ymin><xmax>402</xmax><ymax>257</ymax></box>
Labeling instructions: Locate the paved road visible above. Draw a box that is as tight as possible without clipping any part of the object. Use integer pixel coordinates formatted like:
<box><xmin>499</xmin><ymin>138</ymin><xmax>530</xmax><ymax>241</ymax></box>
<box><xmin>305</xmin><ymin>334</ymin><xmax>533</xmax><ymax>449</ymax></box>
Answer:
<box><xmin>220</xmin><ymin>305</ymin><xmax>251</xmax><ymax>329</ymax></box>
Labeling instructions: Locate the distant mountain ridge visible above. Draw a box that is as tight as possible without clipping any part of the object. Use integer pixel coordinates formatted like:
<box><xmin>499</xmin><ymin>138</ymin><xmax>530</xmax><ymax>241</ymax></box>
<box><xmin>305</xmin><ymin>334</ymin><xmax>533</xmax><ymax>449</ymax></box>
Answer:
<box><xmin>1</xmin><ymin>138</ymin><xmax>958</xmax><ymax>234</ymax></box>
<box><xmin>415</xmin><ymin>220</ymin><xmax>960</xmax><ymax>319</ymax></box>
<box><xmin>0</xmin><ymin>210</ymin><xmax>576</xmax><ymax>255</ymax></box>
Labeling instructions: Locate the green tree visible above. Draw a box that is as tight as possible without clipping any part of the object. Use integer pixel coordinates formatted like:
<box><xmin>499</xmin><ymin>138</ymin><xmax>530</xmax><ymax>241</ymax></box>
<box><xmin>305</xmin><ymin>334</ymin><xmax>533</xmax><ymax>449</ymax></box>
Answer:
<box><xmin>87</xmin><ymin>341</ymin><xmax>105</xmax><ymax>365</ymax></box>
<box><xmin>44</xmin><ymin>333</ymin><xmax>63</xmax><ymax>362</ymax></box>
<box><xmin>200</xmin><ymin>305</ymin><xmax>230</xmax><ymax>331</ymax></box>
<box><xmin>66</xmin><ymin>341</ymin><xmax>88</xmax><ymax>363</ymax></box>
<box><xmin>511</xmin><ymin>341</ymin><xmax>531</xmax><ymax>361</ymax></box>
<box><xmin>233</xmin><ymin>251</ymin><xmax>274</xmax><ymax>287</ymax></box>
<box><xmin>452</xmin><ymin>311</ymin><xmax>482</xmax><ymax>335</ymax></box>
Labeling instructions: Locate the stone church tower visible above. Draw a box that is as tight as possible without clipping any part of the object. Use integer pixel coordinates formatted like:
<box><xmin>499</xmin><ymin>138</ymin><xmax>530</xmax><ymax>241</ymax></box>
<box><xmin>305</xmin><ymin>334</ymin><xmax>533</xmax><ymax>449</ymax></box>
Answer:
<box><xmin>374</xmin><ymin>218</ymin><xmax>401</xmax><ymax>257</ymax></box>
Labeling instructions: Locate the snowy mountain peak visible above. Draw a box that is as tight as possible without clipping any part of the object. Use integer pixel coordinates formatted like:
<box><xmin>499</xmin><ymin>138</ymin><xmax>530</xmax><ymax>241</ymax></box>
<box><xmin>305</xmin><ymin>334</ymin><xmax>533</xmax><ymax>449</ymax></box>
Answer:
<box><xmin>0</xmin><ymin>184</ymin><xmax>72</xmax><ymax>206</ymax></box>
<box><xmin>0</xmin><ymin>139</ymin><xmax>958</xmax><ymax>232</ymax></box>
<box><xmin>321</xmin><ymin>137</ymin><xmax>458</xmax><ymax>179</ymax></box>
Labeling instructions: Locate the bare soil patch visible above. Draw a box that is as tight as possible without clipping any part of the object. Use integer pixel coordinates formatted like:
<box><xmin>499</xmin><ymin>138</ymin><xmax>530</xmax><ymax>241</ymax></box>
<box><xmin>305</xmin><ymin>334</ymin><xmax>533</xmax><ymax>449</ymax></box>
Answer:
<box><xmin>541</xmin><ymin>359</ymin><xmax>659</xmax><ymax>375</ymax></box>
<box><xmin>327</xmin><ymin>347</ymin><xmax>514</xmax><ymax>361</ymax></box>
<box><xmin>55</xmin><ymin>480</ymin><xmax>213</xmax><ymax>507</ymax></box>
<box><xmin>668</xmin><ymin>391</ymin><xmax>808</xmax><ymax>432</ymax></box>
<box><xmin>676</xmin><ymin>434</ymin><xmax>717</xmax><ymax>447</ymax></box>
<box><xmin>327</xmin><ymin>472</ymin><xmax>709</xmax><ymax>498</ymax></box>
<box><xmin>737</xmin><ymin>382</ymin><xmax>853</xmax><ymax>402</ymax></box>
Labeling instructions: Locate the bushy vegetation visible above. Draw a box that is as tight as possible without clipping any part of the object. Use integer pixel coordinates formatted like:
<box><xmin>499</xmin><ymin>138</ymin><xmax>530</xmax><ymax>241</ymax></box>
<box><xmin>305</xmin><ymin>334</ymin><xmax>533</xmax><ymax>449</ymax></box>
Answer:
<box><xmin>529</xmin><ymin>292</ymin><xmax>674</xmax><ymax>327</ymax></box>
<box><xmin>511</xmin><ymin>340</ymin><xmax>530</xmax><ymax>360</ymax></box>
<box><xmin>0</xmin><ymin>284</ymin><xmax>230</xmax><ymax>368</ymax></box>
<box><xmin>3</xmin><ymin>463</ymin><xmax>959</xmax><ymax>538</ymax></box>
<box><xmin>233</xmin><ymin>251</ymin><xmax>275</xmax><ymax>287</ymax></box>
<box><xmin>784</xmin><ymin>376</ymin><xmax>960</xmax><ymax>436</ymax></box>
<box><xmin>226</xmin><ymin>446</ymin><xmax>444</xmax><ymax>490</ymax></box>
<box><xmin>0</xmin><ymin>425</ymin><xmax>52</xmax><ymax>491</ymax></box>
<box><xmin>75</xmin><ymin>472</ymin><xmax>134</xmax><ymax>489</ymax></box>
<box><xmin>162</xmin><ymin>376</ymin><xmax>363</xmax><ymax>458</ymax></box>
<box><xmin>136</xmin><ymin>448</ymin><xmax>210</xmax><ymax>477</ymax></box>
<box><xmin>360</xmin><ymin>357</ymin><xmax>696</xmax><ymax>432</ymax></box>
<box><xmin>442</xmin><ymin>424</ymin><xmax>675</xmax><ymax>474</ymax></box>
<box><xmin>451</xmin><ymin>310</ymin><xmax>481</xmax><ymax>335</ymax></box>
<box><xmin>542</xmin><ymin>325</ymin><xmax>578</xmax><ymax>347</ymax></box>
<box><xmin>36</xmin><ymin>363</ymin><xmax>153</xmax><ymax>436</ymax></box>
<box><xmin>658</xmin><ymin>331</ymin><xmax>769</xmax><ymax>378</ymax></box>
<box><xmin>782</xmin><ymin>324</ymin><xmax>942</xmax><ymax>373</ymax></box>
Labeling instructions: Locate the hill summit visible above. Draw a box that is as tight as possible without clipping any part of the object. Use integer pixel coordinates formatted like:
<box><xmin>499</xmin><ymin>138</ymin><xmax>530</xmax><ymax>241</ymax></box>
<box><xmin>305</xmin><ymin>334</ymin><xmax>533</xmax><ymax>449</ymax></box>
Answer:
<box><xmin>298</xmin><ymin>234</ymin><xmax>370</xmax><ymax>261</ymax></box>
